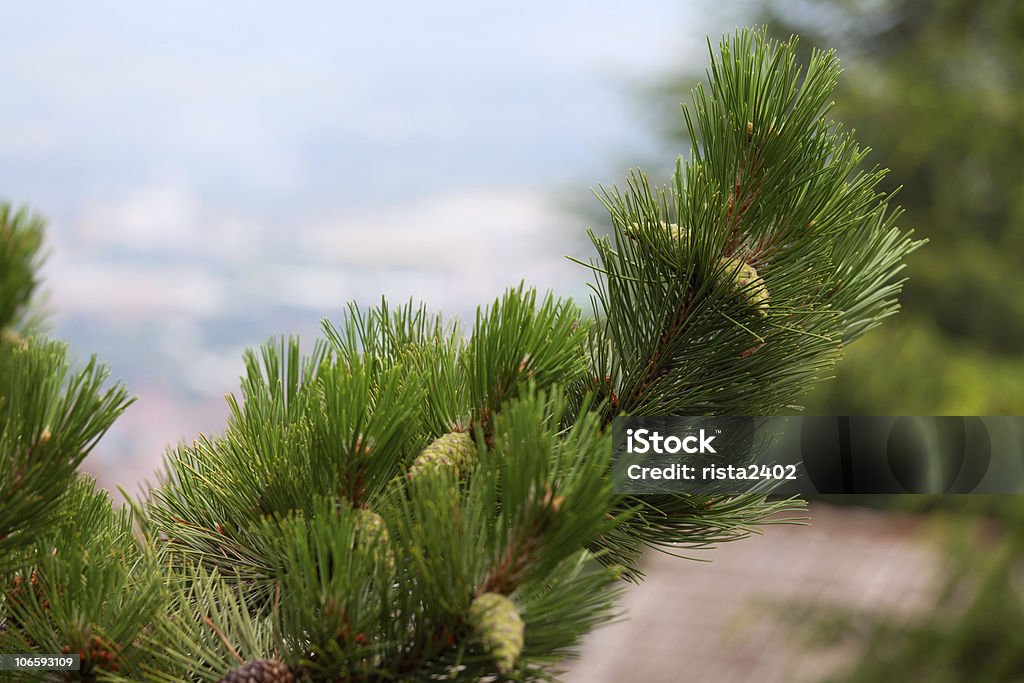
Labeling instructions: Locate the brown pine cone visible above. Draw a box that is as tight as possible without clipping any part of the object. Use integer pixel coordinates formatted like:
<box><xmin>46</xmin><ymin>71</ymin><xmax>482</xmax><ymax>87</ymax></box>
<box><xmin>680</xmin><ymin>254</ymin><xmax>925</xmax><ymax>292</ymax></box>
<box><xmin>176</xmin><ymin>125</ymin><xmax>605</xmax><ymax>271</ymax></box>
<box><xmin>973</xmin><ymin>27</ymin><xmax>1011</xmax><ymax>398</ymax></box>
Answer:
<box><xmin>219</xmin><ymin>658</ymin><xmax>294</xmax><ymax>683</ymax></box>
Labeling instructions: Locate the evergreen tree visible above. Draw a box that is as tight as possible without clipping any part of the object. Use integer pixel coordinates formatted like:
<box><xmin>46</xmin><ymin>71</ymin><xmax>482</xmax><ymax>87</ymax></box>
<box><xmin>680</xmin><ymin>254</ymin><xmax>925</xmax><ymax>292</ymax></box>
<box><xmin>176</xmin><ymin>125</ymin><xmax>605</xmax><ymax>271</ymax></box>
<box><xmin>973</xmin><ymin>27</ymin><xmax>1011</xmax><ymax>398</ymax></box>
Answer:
<box><xmin>1</xmin><ymin>29</ymin><xmax>921</xmax><ymax>681</ymax></box>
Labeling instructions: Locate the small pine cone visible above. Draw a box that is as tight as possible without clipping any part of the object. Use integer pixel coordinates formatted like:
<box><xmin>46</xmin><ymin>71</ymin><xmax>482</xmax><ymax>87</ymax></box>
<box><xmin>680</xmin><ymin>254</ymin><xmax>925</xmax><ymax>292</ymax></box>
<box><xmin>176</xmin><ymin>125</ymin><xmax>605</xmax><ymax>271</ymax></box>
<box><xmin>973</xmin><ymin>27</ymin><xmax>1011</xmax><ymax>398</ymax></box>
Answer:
<box><xmin>219</xmin><ymin>658</ymin><xmax>294</xmax><ymax>683</ymax></box>
<box><xmin>718</xmin><ymin>256</ymin><xmax>769</xmax><ymax>316</ymax></box>
<box><xmin>354</xmin><ymin>508</ymin><xmax>396</xmax><ymax>570</ymax></box>
<box><xmin>1</xmin><ymin>328</ymin><xmax>28</xmax><ymax>349</ymax></box>
<box><xmin>408</xmin><ymin>431</ymin><xmax>475</xmax><ymax>479</ymax></box>
<box><xmin>665</xmin><ymin>222</ymin><xmax>686</xmax><ymax>242</ymax></box>
<box><xmin>624</xmin><ymin>221</ymin><xmax>686</xmax><ymax>243</ymax></box>
<box><xmin>354</xmin><ymin>508</ymin><xmax>387</xmax><ymax>542</ymax></box>
<box><xmin>468</xmin><ymin>592</ymin><xmax>524</xmax><ymax>674</ymax></box>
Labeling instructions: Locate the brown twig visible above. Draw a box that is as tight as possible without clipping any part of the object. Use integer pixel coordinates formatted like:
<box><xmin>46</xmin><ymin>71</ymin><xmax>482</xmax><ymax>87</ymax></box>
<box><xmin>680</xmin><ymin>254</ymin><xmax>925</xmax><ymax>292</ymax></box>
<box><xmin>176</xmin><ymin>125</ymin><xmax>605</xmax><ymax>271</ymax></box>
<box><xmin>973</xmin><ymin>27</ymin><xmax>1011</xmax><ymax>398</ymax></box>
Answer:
<box><xmin>203</xmin><ymin>615</ymin><xmax>244</xmax><ymax>665</ymax></box>
<box><xmin>477</xmin><ymin>487</ymin><xmax>562</xmax><ymax>595</ymax></box>
<box><xmin>724</xmin><ymin>148</ymin><xmax>766</xmax><ymax>256</ymax></box>
<box><xmin>624</xmin><ymin>289</ymin><xmax>694</xmax><ymax>410</ymax></box>
<box><xmin>478</xmin><ymin>534</ymin><xmax>542</xmax><ymax>596</ymax></box>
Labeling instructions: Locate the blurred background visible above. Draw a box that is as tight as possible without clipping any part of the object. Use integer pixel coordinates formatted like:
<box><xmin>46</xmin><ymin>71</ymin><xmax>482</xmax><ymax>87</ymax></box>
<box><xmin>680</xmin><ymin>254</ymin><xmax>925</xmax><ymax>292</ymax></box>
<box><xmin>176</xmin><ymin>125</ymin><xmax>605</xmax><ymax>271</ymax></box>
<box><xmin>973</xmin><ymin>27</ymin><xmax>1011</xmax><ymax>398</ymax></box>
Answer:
<box><xmin>1</xmin><ymin>0</ymin><xmax>727</xmax><ymax>487</ymax></box>
<box><xmin>3</xmin><ymin>0</ymin><xmax>1023</xmax><ymax>680</ymax></box>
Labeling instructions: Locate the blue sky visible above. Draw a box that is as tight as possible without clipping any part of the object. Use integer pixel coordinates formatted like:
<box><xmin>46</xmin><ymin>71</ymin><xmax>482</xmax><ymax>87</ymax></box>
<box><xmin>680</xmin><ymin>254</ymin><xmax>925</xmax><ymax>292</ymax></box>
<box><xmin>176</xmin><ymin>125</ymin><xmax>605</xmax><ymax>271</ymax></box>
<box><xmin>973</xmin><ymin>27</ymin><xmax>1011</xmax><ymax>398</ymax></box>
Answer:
<box><xmin>1</xmin><ymin>1</ymin><xmax>747</xmax><ymax>489</ymax></box>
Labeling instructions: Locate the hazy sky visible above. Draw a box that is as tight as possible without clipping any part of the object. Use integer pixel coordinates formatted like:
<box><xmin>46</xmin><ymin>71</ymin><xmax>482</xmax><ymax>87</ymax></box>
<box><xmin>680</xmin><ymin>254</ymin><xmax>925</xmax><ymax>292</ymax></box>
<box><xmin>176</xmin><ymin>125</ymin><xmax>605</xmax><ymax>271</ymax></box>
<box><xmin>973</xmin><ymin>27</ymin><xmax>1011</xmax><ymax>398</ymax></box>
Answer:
<box><xmin>1</xmin><ymin>2</ymin><xmax>746</xmax><ymax>490</ymax></box>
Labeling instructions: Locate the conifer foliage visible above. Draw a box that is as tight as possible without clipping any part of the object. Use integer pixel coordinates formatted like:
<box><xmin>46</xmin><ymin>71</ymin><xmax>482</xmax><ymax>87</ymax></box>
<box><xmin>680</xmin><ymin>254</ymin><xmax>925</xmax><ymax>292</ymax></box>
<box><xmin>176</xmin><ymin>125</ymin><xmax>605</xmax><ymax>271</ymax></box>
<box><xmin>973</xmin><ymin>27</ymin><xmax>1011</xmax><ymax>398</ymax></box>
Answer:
<box><xmin>1</xmin><ymin>29</ymin><xmax>921</xmax><ymax>681</ymax></box>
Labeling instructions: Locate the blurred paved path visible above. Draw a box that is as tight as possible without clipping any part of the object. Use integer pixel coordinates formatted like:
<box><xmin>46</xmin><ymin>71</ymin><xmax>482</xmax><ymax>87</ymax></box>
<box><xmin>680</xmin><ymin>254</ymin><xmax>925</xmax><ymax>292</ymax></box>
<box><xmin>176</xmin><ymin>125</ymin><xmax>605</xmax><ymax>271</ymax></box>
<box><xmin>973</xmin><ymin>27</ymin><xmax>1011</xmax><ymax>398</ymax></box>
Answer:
<box><xmin>563</xmin><ymin>504</ymin><xmax>942</xmax><ymax>683</ymax></box>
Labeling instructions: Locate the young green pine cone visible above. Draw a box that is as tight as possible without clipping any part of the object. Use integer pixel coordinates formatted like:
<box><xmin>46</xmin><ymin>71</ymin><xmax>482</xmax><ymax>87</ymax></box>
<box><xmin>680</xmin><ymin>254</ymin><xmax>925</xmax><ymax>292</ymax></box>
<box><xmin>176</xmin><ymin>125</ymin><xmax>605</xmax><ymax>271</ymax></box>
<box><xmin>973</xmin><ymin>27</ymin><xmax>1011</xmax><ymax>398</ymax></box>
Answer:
<box><xmin>408</xmin><ymin>431</ymin><xmax>475</xmax><ymax>479</ymax></box>
<box><xmin>468</xmin><ymin>592</ymin><xmax>524</xmax><ymax>674</ymax></box>
<box><xmin>718</xmin><ymin>256</ymin><xmax>769</xmax><ymax>316</ymax></box>
<box><xmin>1</xmin><ymin>327</ymin><xmax>28</xmax><ymax>349</ymax></box>
<box><xmin>354</xmin><ymin>508</ymin><xmax>395</xmax><ymax>570</ymax></box>
<box><xmin>625</xmin><ymin>221</ymin><xmax>686</xmax><ymax>243</ymax></box>
<box><xmin>218</xmin><ymin>658</ymin><xmax>294</xmax><ymax>683</ymax></box>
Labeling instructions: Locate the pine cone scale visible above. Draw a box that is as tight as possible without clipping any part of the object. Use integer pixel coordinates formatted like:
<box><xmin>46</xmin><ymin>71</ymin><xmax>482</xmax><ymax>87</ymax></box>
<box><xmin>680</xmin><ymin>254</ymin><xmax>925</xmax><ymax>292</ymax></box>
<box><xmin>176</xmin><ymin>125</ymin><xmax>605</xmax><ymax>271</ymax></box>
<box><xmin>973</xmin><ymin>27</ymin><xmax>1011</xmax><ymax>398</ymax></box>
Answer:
<box><xmin>408</xmin><ymin>431</ymin><xmax>476</xmax><ymax>479</ymax></box>
<box><xmin>218</xmin><ymin>658</ymin><xmax>294</xmax><ymax>683</ymax></box>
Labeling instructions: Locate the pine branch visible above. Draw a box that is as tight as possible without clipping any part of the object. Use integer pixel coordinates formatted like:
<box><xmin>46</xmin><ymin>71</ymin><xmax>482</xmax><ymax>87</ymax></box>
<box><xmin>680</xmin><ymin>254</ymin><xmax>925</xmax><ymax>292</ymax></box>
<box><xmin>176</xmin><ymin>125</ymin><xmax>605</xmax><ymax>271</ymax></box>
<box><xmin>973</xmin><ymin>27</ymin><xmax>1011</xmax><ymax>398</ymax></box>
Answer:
<box><xmin>570</xmin><ymin>27</ymin><xmax>921</xmax><ymax>573</ymax></box>
<box><xmin>0</xmin><ymin>341</ymin><xmax>133</xmax><ymax>571</ymax></box>
<box><xmin>1</xmin><ymin>478</ymin><xmax>165</xmax><ymax>680</ymax></box>
<box><xmin>3</xmin><ymin>26</ymin><xmax>924</xmax><ymax>683</ymax></box>
<box><xmin>0</xmin><ymin>201</ymin><xmax>46</xmax><ymax>335</ymax></box>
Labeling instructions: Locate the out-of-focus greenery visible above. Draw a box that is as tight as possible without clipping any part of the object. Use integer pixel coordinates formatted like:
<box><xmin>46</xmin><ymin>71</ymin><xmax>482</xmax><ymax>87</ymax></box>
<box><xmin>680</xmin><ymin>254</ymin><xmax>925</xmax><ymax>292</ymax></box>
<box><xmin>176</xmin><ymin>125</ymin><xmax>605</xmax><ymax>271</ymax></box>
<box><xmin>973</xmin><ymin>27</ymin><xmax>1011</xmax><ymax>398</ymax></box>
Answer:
<box><xmin>735</xmin><ymin>5</ymin><xmax>1024</xmax><ymax>681</ymax></box>
<box><xmin>653</xmin><ymin>0</ymin><xmax>1024</xmax><ymax>414</ymax></box>
<box><xmin>644</xmin><ymin>4</ymin><xmax>1024</xmax><ymax>681</ymax></box>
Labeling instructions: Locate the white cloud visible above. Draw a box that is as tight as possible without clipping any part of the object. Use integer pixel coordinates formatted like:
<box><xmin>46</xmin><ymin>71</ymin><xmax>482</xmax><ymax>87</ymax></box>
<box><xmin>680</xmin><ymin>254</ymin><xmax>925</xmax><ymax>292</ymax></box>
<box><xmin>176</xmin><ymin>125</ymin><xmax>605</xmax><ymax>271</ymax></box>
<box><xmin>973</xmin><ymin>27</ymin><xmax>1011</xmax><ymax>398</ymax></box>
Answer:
<box><xmin>52</xmin><ymin>261</ymin><xmax>228</xmax><ymax>317</ymax></box>
<box><xmin>255</xmin><ymin>265</ymin><xmax>352</xmax><ymax>311</ymax></box>
<box><xmin>303</xmin><ymin>188</ymin><xmax>559</xmax><ymax>268</ymax></box>
<box><xmin>78</xmin><ymin>186</ymin><xmax>201</xmax><ymax>252</ymax></box>
<box><xmin>277</xmin><ymin>187</ymin><xmax>584</xmax><ymax>315</ymax></box>
<box><xmin>49</xmin><ymin>185</ymin><xmax>585</xmax><ymax>322</ymax></box>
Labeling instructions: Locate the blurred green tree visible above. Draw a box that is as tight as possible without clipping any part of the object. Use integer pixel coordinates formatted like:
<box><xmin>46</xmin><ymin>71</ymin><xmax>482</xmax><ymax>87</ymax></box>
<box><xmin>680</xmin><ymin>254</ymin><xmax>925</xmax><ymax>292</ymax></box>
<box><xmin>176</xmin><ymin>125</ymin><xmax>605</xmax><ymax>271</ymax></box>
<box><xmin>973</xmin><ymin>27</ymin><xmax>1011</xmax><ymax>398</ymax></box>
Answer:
<box><xmin>653</xmin><ymin>0</ymin><xmax>1024</xmax><ymax>414</ymax></box>
<box><xmin>644</xmin><ymin>7</ymin><xmax>1024</xmax><ymax>682</ymax></box>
